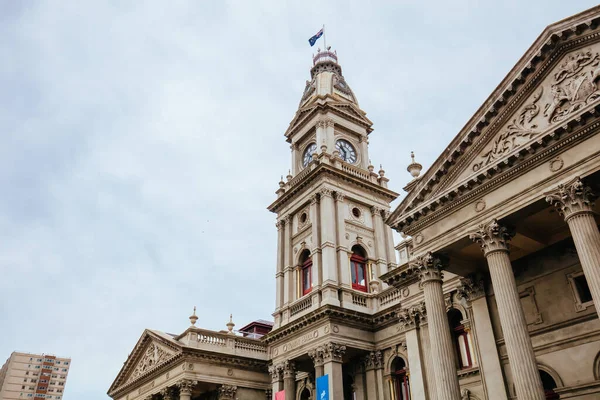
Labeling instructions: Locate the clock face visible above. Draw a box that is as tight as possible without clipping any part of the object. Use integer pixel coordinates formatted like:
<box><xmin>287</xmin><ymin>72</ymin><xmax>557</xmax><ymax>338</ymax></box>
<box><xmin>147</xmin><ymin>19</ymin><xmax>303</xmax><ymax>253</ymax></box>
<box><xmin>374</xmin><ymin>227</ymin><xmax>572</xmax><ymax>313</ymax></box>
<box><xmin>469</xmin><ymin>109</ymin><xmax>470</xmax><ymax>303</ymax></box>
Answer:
<box><xmin>335</xmin><ymin>139</ymin><xmax>357</xmax><ymax>163</ymax></box>
<box><xmin>302</xmin><ymin>143</ymin><xmax>317</xmax><ymax>167</ymax></box>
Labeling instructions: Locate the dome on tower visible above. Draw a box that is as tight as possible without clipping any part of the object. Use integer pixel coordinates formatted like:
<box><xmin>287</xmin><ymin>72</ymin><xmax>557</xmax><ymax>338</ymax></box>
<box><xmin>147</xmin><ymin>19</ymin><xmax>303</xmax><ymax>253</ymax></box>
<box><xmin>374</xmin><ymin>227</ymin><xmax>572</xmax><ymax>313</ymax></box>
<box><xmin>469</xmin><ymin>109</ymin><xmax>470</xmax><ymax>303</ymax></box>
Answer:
<box><xmin>298</xmin><ymin>48</ymin><xmax>358</xmax><ymax>107</ymax></box>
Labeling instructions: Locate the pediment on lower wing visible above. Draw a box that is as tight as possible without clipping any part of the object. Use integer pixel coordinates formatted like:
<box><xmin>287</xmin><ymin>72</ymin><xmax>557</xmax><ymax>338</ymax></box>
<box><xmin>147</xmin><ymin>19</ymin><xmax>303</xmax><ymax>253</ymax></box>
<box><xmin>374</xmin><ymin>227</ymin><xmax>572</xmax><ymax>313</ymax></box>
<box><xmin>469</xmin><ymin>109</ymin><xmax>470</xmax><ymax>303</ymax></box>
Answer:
<box><xmin>108</xmin><ymin>330</ymin><xmax>181</xmax><ymax>395</ymax></box>
<box><xmin>388</xmin><ymin>10</ymin><xmax>600</xmax><ymax>229</ymax></box>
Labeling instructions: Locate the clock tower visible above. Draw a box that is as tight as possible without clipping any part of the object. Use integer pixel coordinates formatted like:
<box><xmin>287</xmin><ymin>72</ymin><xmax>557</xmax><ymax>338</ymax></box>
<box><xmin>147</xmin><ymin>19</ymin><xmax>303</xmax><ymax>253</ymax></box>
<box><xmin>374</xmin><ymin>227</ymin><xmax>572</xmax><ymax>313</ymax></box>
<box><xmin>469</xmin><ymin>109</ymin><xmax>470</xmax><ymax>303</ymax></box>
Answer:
<box><xmin>268</xmin><ymin>49</ymin><xmax>399</xmax><ymax>329</ymax></box>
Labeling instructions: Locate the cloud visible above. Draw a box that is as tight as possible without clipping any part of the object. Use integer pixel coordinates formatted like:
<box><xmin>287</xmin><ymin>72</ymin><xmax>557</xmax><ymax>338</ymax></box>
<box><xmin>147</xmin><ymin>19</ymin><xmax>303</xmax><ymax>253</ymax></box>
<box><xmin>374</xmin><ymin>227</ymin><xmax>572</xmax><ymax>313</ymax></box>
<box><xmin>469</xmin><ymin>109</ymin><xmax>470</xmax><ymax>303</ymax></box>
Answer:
<box><xmin>0</xmin><ymin>1</ymin><xmax>597</xmax><ymax>399</ymax></box>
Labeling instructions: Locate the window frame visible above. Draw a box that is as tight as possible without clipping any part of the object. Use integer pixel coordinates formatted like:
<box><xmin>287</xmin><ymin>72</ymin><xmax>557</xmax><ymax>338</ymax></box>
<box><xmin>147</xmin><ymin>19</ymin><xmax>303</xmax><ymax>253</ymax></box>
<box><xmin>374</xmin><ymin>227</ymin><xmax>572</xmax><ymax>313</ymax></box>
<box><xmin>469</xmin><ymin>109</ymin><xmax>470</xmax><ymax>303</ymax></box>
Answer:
<box><xmin>350</xmin><ymin>253</ymin><xmax>368</xmax><ymax>292</ymax></box>
<box><xmin>301</xmin><ymin>257</ymin><xmax>313</xmax><ymax>296</ymax></box>
<box><xmin>567</xmin><ymin>271</ymin><xmax>594</xmax><ymax>312</ymax></box>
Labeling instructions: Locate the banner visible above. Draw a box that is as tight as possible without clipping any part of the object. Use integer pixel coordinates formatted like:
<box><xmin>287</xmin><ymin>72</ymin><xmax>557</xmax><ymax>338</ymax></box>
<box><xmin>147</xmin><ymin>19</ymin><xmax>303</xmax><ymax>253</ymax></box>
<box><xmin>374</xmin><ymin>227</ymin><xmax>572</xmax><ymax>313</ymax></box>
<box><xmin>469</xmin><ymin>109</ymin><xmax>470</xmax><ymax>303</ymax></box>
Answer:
<box><xmin>316</xmin><ymin>374</ymin><xmax>329</xmax><ymax>400</ymax></box>
<box><xmin>274</xmin><ymin>390</ymin><xmax>285</xmax><ymax>400</ymax></box>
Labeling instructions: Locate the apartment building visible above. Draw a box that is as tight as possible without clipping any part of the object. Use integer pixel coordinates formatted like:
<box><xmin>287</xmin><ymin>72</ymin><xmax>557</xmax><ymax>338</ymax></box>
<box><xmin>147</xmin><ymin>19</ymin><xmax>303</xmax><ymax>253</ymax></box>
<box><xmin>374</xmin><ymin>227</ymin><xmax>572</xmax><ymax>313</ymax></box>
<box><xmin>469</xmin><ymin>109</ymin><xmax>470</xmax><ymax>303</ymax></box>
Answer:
<box><xmin>0</xmin><ymin>352</ymin><xmax>71</xmax><ymax>400</ymax></box>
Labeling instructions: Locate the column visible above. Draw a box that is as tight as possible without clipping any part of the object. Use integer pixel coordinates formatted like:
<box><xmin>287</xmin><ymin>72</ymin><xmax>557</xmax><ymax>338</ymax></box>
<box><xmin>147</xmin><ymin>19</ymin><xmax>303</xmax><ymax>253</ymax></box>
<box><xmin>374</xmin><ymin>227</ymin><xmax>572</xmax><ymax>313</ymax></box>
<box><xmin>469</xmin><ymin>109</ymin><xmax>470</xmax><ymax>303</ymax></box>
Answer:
<box><xmin>308</xmin><ymin>346</ymin><xmax>325</xmax><ymax>377</ymax></box>
<box><xmin>322</xmin><ymin>342</ymin><xmax>346</xmax><ymax>396</ymax></box>
<box><xmin>218</xmin><ymin>385</ymin><xmax>237</xmax><ymax>400</ymax></box>
<box><xmin>269</xmin><ymin>364</ymin><xmax>284</xmax><ymax>399</ymax></box>
<box><xmin>283</xmin><ymin>215</ymin><xmax>293</xmax><ymax>305</ymax></box>
<box><xmin>470</xmin><ymin>219</ymin><xmax>545</xmax><ymax>400</ymax></box>
<box><xmin>310</xmin><ymin>194</ymin><xmax>322</xmax><ymax>289</ymax></box>
<box><xmin>546</xmin><ymin>177</ymin><xmax>600</xmax><ymax>313</ymax></box>
<box><xmin>283</xmin><ymin>361</ymin><xmax>296</xmax><ymax>400</ymax></box>
<box><xmin>176</xmin><ymin>379</ymin><xmax>196</xmax><ymax>400</ymax></box>
<box><xmin>419</xmin><ymin>322</ymin><xmax>438</xmax><ymax>400</ymax></box>
<box><xmin>335</xmin><ymin>192</ymin><xmax>351</xmax><ymax>288</ymax></box>
<box><xmin>457</xmin><ymin>277</ymin><xmax>507</xmax><ymax>400</ymax></box>
<box><xmin>398</xmin><ymin>306</ymin><xmax>427</xmax><ymax>400</ymax></box>
<box><xmin>276</xmin><ymin>220</ymin><xmax>285</xmax><ymax>310</ymax></box>
<box><xmin>320</xmin><ymin>187</ymin><xmax>340</xmax><ymax>306</ymax></box>
<box><xmin>363</xmin><ymin>351</ymin><xmax>382</xmax><ymax>400</ymax></box>
<box><xmin>383</xmin><ymin>211</ymin><xmax>397</xmax><ymax>270</ymax></box>
<box><xmin>353</xmin><ymin>364</ymin><xmax>366</xmax><ymax>400</ymax></box>
<box><xmin>412</xmin><ymin>252</ymin><xmax>461</xmax><ymax>400</ymax></box>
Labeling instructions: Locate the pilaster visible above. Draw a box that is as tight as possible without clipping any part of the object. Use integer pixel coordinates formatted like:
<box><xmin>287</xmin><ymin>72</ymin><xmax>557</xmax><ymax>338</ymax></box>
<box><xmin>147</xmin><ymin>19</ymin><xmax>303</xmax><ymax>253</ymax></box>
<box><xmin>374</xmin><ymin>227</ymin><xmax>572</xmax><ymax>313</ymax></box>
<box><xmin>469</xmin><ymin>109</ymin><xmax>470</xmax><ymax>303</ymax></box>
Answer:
<box><xmin>319</xmin><ymin>187</ymin><xmax>340</xmax><ymax>306</ymax></box>
<box><xmin>398</xmin><ymin>303</ymin><xmax>428</xmax><ymax>400</ymax></box>
<box><xmin>322</xmin><ymin>342</ymin><xmax>346</xmax><ymax>397</ymax></box>
<box><xmin>309</xmin><ymin>194</ymin><xmax>322</xmax><ymax>290</ymax></box>
<box><xmin>283</xmin><ymin>214</ymin><xmax>293</xmax><ymax>306</ymax></box>
<box><xmin>283</xmin><ymin>360</ymin><xmax>296</xmax><ymax>400</ymax></box>
<box><xmin>470</xmin><ymin>219</ymin><xmax>545</xmax><ymax>400</ymax></box>
<box><xmin>371</xmin><ymin>206</ymin><xmax>388</xmax><ymax>288</ymax></box>
<box><xmin>276</xmin><ymin>220</ymin><xmax>285</xmax><ymax>310</ymax></box>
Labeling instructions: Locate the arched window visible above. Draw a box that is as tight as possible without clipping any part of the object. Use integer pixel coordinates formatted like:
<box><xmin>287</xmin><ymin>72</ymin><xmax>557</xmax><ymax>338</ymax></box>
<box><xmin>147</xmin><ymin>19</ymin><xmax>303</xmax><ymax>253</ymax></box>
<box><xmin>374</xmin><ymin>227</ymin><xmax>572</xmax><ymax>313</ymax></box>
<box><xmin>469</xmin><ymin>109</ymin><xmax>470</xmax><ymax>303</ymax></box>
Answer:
<box><xmin>299</xmin><ymin>388</ymin><xmax>311</xmax><ymax>400</ymax></box>
<box><xmin>448</xmin><ymin>308</ymin><xmax>473</xmax><ymax>369</ymax></box>
<box><xmin>299</xmin><ymin>250</ymin><xmax>312</xmax><ymax>296</ymax></box>
<box><xmin>350</xmin><ymin>245</ymin><xmax>368</xmax><ymax>292</ymax></box>
<box><xmin>539</xmin><ymin>370</ymin><xmax>559</xmax><ymax>400</ymax></box>
<box><xmin>391</xmin><ymin>357</ymin><xmax>410</xmax><ymax>400</ymax></box>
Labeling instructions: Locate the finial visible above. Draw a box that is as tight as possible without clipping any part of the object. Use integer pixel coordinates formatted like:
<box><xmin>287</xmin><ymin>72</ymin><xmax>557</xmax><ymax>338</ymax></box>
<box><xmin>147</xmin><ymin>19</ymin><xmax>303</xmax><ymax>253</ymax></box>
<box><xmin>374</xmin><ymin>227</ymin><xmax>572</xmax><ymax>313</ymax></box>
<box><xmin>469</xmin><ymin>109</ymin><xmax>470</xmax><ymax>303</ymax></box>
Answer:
<box><xmin>368</xmin><ymin>160</ymin><xmax>374</xmax><ymax>173</ymax></box>
<box><xmin>226</xmin><ymin>314</ymin><xmax>235</xmax><ymax>335</ymax></box>
<box><xmin>286</xmin><ymin>170</ymin><xmax>293</xmax><ymax>181</ymax></box>
<box><xmin>189</xmin><ymin>306</ymin><xmax>198</xmax><ymax>327</ymax></box>
<box><xmin>379</xmin><ymin>165</ymin><xmax>385</xmax><ymax>177</ymax></box>
<box><xmin>279</xmin><ymin>176</ymin><xmax>285</xmax><ymax>188</ymax></box>
<box><xmin>407</xmin><ymin>151</ymin><xmax>423</xmax><ymax>179</ymax></box>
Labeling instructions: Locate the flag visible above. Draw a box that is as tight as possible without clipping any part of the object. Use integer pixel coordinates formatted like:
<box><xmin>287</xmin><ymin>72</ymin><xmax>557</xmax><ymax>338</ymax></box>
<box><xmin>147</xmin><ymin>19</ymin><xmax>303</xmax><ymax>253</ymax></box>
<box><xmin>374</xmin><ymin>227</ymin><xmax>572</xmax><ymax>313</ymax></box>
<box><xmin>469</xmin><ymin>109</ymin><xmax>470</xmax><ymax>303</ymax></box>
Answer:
<box><xmin>316</xmin><ymin>375</ymin><xmax>329</xmax><ymax>400</ymax></box>
<box><xmin>308</xmin><ymin>28</ymin><xmax>324</xmax><ymax>47</ymax></box>
<box><xmin>275</xmin><ymin>390</ymin><xmax>285</xmax><ymax>400</ymax></box>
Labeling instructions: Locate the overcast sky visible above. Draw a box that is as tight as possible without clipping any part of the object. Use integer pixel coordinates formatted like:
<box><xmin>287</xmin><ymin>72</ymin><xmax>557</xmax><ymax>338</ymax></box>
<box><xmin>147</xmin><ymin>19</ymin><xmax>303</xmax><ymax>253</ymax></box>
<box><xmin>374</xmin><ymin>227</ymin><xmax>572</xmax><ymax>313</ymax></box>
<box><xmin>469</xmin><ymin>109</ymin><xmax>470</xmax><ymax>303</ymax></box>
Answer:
<box><xmin>1</xmin><ymin>1</ymin><xmax>598</xmax><ymax>399</ymax></box>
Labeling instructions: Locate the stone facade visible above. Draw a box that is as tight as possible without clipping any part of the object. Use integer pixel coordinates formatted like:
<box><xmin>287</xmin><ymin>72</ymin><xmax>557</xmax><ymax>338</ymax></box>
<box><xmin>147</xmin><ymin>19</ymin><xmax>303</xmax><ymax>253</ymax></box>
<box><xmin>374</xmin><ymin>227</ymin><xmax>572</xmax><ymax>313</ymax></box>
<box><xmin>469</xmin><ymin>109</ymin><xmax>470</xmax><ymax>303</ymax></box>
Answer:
<box><xmin>108</xmin><ymin>6</ymin><xmax>600</xmax><ymax>400</ymax></box>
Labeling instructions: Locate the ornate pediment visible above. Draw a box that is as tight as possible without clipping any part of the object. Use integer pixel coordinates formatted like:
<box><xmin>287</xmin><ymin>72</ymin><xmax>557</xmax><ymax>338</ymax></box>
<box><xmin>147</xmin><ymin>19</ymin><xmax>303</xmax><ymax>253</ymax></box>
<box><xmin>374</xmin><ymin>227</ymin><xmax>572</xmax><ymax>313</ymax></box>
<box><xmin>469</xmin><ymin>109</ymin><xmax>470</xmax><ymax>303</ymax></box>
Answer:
<box><xmin>108</xmin><ymin>330</ymin><xmax>181</xmax><ymax>395</ymax></box>
<box><xmin>388</xmin><ymin>7</ymin><xmax>600</xmax><ymax>231</ymax></box>
<box><xmin>453</xmin><ymin>46</ymin><xmax>600</xmax><ymax>184</ymax></box>
<box><xmin>125</xmin><ymin>340</ymin><xmax>176</xmax><ymax>384</ymax></box>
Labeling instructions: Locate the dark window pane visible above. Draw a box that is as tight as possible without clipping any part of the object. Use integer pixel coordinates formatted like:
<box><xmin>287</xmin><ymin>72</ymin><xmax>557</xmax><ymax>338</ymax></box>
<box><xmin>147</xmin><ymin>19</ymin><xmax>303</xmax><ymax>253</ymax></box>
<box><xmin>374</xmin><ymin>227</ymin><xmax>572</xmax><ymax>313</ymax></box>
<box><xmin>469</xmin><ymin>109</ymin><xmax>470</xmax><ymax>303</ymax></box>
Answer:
<box><xmin>574</xmin><ymin>275</ymin><xmax>593</xmax><ymax>303</ymax></box>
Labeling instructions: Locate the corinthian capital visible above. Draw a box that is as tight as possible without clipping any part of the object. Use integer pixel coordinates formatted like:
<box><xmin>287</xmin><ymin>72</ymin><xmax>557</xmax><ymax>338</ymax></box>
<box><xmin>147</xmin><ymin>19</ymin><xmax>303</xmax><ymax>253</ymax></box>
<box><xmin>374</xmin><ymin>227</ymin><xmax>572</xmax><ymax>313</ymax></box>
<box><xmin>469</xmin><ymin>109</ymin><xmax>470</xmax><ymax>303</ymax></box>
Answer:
<box><xmin>282</xmin><ymin>360</ymin><xmax>295</xmax><ymax>378</ymax></box>
<box><xmin>469</xmin><ymin>219</ymin><xmax>514</xmax><ymax>256</ymax></box>
<box><xmin>363</xmin><ymin>350</ymin><xmax>383</xmax><ymax>371</ymax></box>
<box><xmin>322</xmin><ymin>342</ymin><xmax>346</xmax><ymax>362</ymax></box>
<box><xmin>320</xmin><ymin>187</ymin><xmax>333</xmax><ymax>198</ymax></box>
<box><xmin>308</xmin><ymin>346</ymin><xmax>325</xmax><ymax>367</ymax></box>
<box><xmin>545</xmin><ymin>176</ymin><xmax>596</xmax><ymax>221</ymax></box>
<box><xmin>176</xmin><ymin>379</ymin><xmax>197</xmax><ymax>395</ymax></box>
<box><xmin>218</xmin><ymin>385</ymin><xmax>237</xmax><ymax>400</ymax></box>
<box><xmin>409</xmin><ymin>252</ymin><xmax>445</xmax><ymax>283</ymax></box>
<box><xmin>456</xmin><ymin>276</ymin><xmax>485</xmax><ymax>302</ymax></box>
<box><xmin>268</xmin><ymin>364</ymin><xmax>282</xmax><ymax>380</ymax></box>
<box><xmin>334</xmin><ymin>191</ymin><xmax>345</xmax><ymax>202</ymax></box>
<box><xmin>160</xmin><ymin>387</ymin><xmax>176</xmax><ymax>400</ymax></box>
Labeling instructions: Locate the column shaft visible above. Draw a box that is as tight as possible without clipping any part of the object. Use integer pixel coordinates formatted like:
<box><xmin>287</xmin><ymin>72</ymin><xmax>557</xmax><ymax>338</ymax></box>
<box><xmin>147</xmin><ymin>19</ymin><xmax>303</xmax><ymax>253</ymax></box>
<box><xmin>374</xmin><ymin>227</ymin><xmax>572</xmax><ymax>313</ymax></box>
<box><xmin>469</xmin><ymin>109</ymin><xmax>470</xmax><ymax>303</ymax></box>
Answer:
<box><xmin>487</xmin><ymin>250</ymin><xmax>544</xmax><ymax>400</ymax></box>
<box><xmin>470</xmin><ymin>296</ymin><xmax>507</xmax><ymax>400</ymax></box>
<box><xmin>420</xmin><ymin>324</ymin><xmax>438</xmax><ymax>400</ymax></box>
<box><xmin>310</xmin><ymin>197</ymin><xmax>321</xmax><ymax>289</ymax></box>
<box><xmin>405</xmin><ymin>328</ymin><xmax>427</xmax><ymax>400</ymax></box>
<box><xmin>365</xmin><ymin>368</ymin><xmax>378</xmax><ymax>400</ymax></box>
<box><xmin>276</xmin><ymin>221</ymin><xmax>285</xmax><ymax>309</ymax></box>
<box><xmin>284</xmin><ymin>376</ymin><xmax>295</xmax><ymax>400</ymax></box>
<box><xmin>283</xmin><ymin>217</ymin><xmax>292</xmax><ymax>305</ymax></box>
<box><xmin>567</xmin><ymin>212</ymin><xmax>600</xmax><ymax>310</ymax></box>
<box><xmin>323</xmin><ymin>361</ymin><xmax>343</xmax><ymax>398</ymax></box>
<box><xmin>422</xmin><ymin>279</ymin><xmax>461</xmax><ymax>400</ymax></box>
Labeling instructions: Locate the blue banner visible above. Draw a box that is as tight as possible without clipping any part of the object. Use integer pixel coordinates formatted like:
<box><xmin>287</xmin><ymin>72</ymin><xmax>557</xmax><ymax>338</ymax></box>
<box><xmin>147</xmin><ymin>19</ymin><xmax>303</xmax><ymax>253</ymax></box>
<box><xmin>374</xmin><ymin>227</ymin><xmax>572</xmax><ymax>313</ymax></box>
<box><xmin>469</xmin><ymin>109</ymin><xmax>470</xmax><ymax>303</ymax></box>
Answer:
<box><xmin>316</xmin><ymin>374</ymin><xmax>329</xmax><ymax>400</ymax></box>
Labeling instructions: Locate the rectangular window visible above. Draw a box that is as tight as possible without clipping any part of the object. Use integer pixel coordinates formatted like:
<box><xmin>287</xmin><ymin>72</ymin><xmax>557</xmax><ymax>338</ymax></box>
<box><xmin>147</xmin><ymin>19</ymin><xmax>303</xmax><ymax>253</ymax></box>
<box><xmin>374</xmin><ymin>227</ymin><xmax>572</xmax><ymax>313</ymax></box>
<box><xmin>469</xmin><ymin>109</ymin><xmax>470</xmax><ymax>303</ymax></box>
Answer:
<box><xmin>568</xmin><ymin>271</ymin><xmax>594</xmax><ymax>311</ymax></box>
<box><xmin>55</xmin><ymin>362</ymin><xmax>60</xmax><ymax>365</ymax></box>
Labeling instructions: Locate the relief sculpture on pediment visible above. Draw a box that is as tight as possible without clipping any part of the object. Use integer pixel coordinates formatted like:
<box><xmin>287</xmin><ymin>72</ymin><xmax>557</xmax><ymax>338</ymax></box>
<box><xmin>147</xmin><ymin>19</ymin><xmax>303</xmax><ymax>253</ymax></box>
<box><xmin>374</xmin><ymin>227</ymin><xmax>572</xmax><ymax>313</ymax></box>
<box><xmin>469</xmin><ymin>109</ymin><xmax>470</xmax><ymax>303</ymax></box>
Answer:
<box><xmin>127</xmin><ymin>342</ymin><xmax>175</xmax><ymax>383</ymax></box>
<box><xmin>469</xmin><ymin>47</ymin><xmax>600</xmax><ymax>174</ymax></box>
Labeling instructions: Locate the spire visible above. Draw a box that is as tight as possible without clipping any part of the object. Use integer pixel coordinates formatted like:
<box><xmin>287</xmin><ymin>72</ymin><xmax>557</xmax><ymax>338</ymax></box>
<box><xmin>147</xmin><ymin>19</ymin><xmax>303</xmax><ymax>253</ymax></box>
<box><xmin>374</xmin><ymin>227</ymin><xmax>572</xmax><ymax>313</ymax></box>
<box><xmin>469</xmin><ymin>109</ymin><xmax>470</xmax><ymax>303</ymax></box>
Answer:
<box><xmin>189</xmin><ymin>306</ymin><xmax>198</xmax><ymax>327</ymax></box>
<box><xmin>407</xmin><ymin>151</ymin><xmax>423</xmax><ymax>179</ymax></box>
<box><xmin>226</xmin><ymin>314</ymin><xmax>235</xmax><ymax>335</ymax></box>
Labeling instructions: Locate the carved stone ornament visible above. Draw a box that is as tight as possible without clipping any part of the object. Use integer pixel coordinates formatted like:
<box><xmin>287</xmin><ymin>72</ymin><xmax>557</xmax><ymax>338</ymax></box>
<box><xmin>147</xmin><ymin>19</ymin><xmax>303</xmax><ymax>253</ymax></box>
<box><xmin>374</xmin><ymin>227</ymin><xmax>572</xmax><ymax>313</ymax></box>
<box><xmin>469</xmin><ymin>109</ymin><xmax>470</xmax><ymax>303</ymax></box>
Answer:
<box><xmin>322</xmin><ymin>342</ymin><xmax>346</xmax><ymax>362</ymax></box>
<box><xmin>409</xmin><ymin>252</ymin><xmax>445</xmax><ymax>283</ymax></box>
<box><xmin>282</xmin><ymin>360</ymin><xmax>296</xmax><ymax>378</ymax></box>
<box><xmin>127</xmin><ymin>342</ymin><xmax>175</xmax><ymax>383</ymax></box>
<box><xmin>371</xmin><ymin>206</ymin><xmax>383</xmax><ymax>217</ymax></box>
<box><xmin>545</xmin><ymin>176</ymin><xmax>596</xmax><ymax>220</ymax></box>
<box><xmin>310</xmin><ymin>193</ymin><xmax>319</xmax><ymax>205</ymax></box>
<box><xmin>320</xmin><ymin>187</ymin><xmax>333</xmax><ymax>198</ymax></box>
<box><xmin>549</xmin><ymin>156</ymin><xmax>564</xmax><ymax>172</ymax></box>
<box><xmin>160</xmin><ymin>387</ymin><xmax>177</xmax><ymax>400</ymax></box>
<box><xmin>544</xmin><ymin>50</ymin><xmax>600</xmax><ymax>124</ymax></box>
<box><xmin>268</xmin><ymin>364</ymin><xmax>283</xmax><ymax>380</ymax></box>
<box><xmin>398</xmin><ymin>302</ymin><xmax>426</xmax><ymax>330</ymax></box>
<box><xmin>308</xmin><ymin>346</ymin><xmax>325</xmax><ymax>367</ymax></box>
<box><xmin>469</xmin><ymin>219</ymin><xmax>515</xmax><ymax>256</ymax></box>
<box><xmin>176</xmin><ymin>379</ymin><xmax>197</xmax><ymax>395</ymax></box>
<box><xmin>473</xmin><ymin>88</ymin><xmax>543</xmax><ymax>172</ymax></box>
<box><xmin>456</xmin><ymin>276</ymin><xmax>486</xmax><ymax>302</ymax></box>
<box><xmin>300</xmin><ymin>78</ymin><xmax>316</xmax><ymax>104</ymax></box>
<box><xmin>334</xmin><ymin>191</ymin><xmax>346</xmax><ymax>202</ymax></box>
<box><xmin>218</xmin><ymin>385</ymin><xmax>237</xmax><ymax>400</ymax></box>
<box><xmin>363</xmin><ymin>350</ymin><xmax>383</xmax><ymax>370</ymax></box>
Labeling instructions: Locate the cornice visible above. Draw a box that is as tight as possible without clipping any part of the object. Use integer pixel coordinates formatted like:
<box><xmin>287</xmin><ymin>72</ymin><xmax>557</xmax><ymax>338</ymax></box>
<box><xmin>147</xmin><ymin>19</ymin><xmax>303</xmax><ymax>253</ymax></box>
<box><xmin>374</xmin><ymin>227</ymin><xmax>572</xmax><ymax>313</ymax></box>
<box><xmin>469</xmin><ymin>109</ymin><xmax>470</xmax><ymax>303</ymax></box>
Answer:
<box><xmin>285</xmin><ymin>98</ymin><xmax>372</xmax><ymax>141</ymax></box>
<box><xmin>268</xmin><ymin>163</ymin><xmax>398</xmax><ymax>214</ymax></box>
<box><xmin>389</xmin><ymin>13</ymin><xmax>600</xmax><ymax>228</ymax></box>
<box><xmin>393</xmin><ymin>104</ymin><xmax>600</xmax><ymax>234</ymax></box>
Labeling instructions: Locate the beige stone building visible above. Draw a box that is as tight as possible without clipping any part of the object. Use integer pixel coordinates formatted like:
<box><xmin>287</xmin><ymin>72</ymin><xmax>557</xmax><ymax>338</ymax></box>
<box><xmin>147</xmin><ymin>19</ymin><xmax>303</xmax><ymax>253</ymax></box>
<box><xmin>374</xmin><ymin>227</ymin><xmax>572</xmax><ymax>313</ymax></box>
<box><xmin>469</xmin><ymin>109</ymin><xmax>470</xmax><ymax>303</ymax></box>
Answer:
<box><xmin>0</xmin><ymin>352</ymin><xmax>71</xmax><ymax>400</ymax></box>
<box><xmin>108</xmin><ymin>6</ymin><xmax>600</xmax><ymax>400</ymax></box>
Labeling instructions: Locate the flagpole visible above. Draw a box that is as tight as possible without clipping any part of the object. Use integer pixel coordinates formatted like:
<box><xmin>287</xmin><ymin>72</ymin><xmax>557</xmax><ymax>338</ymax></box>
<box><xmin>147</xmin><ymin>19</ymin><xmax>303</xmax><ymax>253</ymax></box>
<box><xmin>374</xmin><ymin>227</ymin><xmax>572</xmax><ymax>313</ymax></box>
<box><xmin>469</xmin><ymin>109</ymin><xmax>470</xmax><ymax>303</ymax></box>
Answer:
<box><xmin>323</xmin><ymin>24</ymin><xmax>326</xmax><ymax>50</ymax></box>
